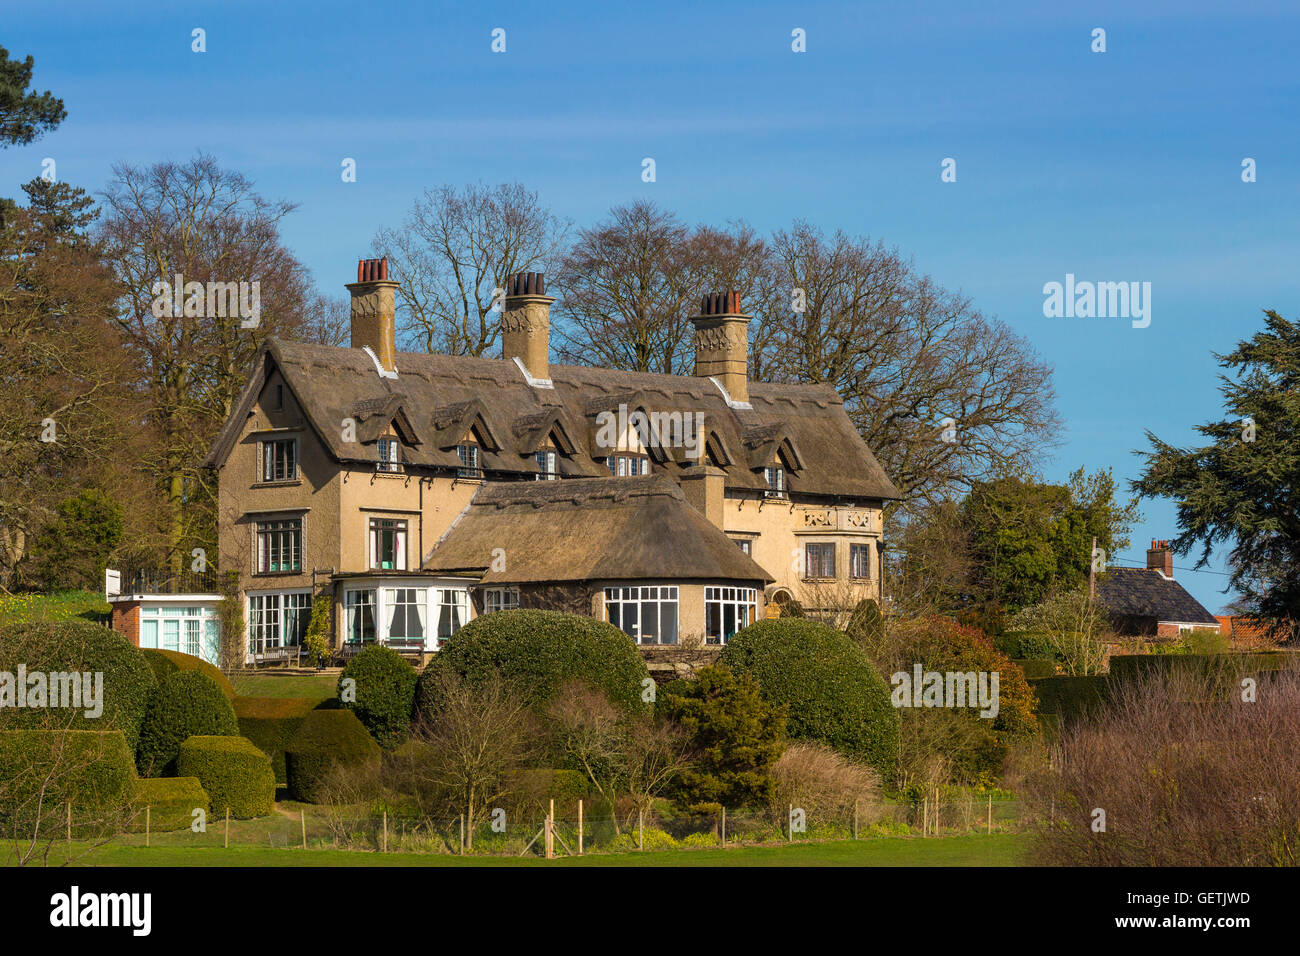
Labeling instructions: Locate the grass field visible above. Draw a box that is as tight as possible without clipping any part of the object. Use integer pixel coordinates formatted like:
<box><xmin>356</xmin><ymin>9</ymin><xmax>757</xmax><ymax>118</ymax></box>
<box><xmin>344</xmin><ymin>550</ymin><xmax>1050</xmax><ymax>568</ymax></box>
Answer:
<box><xmin>22</xmin><ymin>833</ymin><xmax>1027</xmax><ymax>867</ymax></box>
<box><xmin>0</xmin><ymin>589</ymin><xmax>109</xmax><ymax>625</ymax></box>
<box><xmin>228</xmin><ymin>672</ymin><xmax>338</xmax><ymax>700</ymax></box>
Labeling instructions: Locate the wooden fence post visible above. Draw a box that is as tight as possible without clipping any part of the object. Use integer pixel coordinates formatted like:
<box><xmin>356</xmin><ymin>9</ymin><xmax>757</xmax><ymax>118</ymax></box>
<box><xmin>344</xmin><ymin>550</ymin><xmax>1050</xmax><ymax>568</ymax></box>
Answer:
<box><xmin>787</xmin><ymin>804</ymin><xmax>793</xmax><ymax>842</ymax></box>
<box><xmin>720</xmin><ymin>806</ymin><xmax>726</xmax><ymax>847</ymax></box>
<box><xmin>853</xmin><ymin>800</ymin><xmax>858</xmax><ymax>840</ymax></box>
<box><xmin>460</xmin><ymin>814</ymin><xmax>465</xmax><ymax>854</ymax></box>
<box><xmin>577</xmin><ymin>799</ymin><xmax>583</xmax><ymax>855</ymax></box>
<box><xmin>66</xmin><ymin>801</ymin><xmax>71</xmax><ymax>856</ymax></box>
<box><xmin>224</xmin><ymin>807</ymin><xmax>230</xmax><ymax>848</ymax></box>
<box><xmin>637</xmin><ymin>808</ymin><xmax>643</xmax><ymax>851</ymax></box>
<box><xmin>922</xmin><ymin>794</ymin><xmax>928</xmax><ymax>837</ymax></box>
<box><xmin>546</xmin><ymin>800</ymin><xmax>555</xmax><ymax>860</ymax></box>
<box><xmin>301</xmin><ymin>809</ymin><xmax>307</xmax><ymax>849</ymax></box>
<box><xmin>382</xmin><ymin>810</ymin><xmax>388</xmax><ymax>853</ymax></box>
<box><xmin>145</xmin><ymin>806</ymin><xmax>150</xmax><ymax>847</ymax></box>
<box><xmin>987</xmin><ymin>794</ymin><xmax>992</xmax><ymax>835</ymax></box>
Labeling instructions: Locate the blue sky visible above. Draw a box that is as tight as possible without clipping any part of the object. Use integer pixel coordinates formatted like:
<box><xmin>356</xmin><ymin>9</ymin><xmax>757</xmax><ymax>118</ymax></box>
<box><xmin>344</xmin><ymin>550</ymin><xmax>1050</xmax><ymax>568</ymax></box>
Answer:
<box><xmin>6</xmin><ymin>0</ymin><xmax>1299</xmax><ymax>613</ymax></box>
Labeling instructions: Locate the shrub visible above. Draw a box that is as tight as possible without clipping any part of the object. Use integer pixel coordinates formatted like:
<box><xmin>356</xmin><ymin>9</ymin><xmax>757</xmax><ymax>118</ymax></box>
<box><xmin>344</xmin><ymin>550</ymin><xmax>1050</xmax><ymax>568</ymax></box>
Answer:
<box><xmin>720</xmin><ymin>619</ymin><xmax>899</xmax><ymax>776</ymax></box>
<box><xmin>128</xmin><ymin>777</ymin><xmax>209</xmax><ymax>832</ymax></box>
<box><xmin>997</xmin><ymin>630</ymin><xmax>1057</xmax><ymax>661</ymax></box>
<box><xmin>766</xmin><ymin>740</ymin><xmax>880</xmax><ymax>826</ymax></box>
<box><xmin>1014</xmin><ymin>658</ymin><xmax>1058</xmax><ymax>679</ymax></box>
<box><xmin>0</xmin><ymin>620</ymin><xmax>155</xmax><ymax>747</ymax></box>
<box><xmin>415</xmin><ymin>609</ymin><xmax>649</xmax><ymax>722</ymax></box>
<box><xmin>136</xmin><ymin>671</ymin><xmax>239</xmax><ymax>776</ymax></box>
<box><xmin>284</xmin><ymin>709</ymin><xmax>381</xmax><ymax>803</ymax></box>
<box><xmin>658</xmin><ymin>664</ymin><xmax>786</xmax><ymax>811</ymax></box>
<box><xmin>339</xmin><ymin>645</ymin><xmax>417</xmax><ymax>750</ymax></box>
<box><xmin>140</xmin><ymin>647</ymin><xmax>235</xmax><ymax>699</ymax></box>
<box><xmin>302</xmin><ymin>594</ymin><xmax>332</xmax><ymax>668</ymax></box>
<box><xmin>234</xmin><ymin>696</ymin><xmax>322</xmax><ymax>785</ymax></box>
<box><xmin>0</xmin><ymin>730</ymin><xmax>134</xmax><ymax>837</ymax></box>
<box><xmin>176</xmin><ymin>735</ymin><xmax>275</xmax><ymax>818</ymax></box>
<box><xmin>1018</xmin><ymin>670</ymin><xmax>1300</xmax><ymax>865</ymax></box>
<box><xmin>1029</xmin><ymin>676</ymin><xmax>1109</xmax><ymax>724</ymax></box>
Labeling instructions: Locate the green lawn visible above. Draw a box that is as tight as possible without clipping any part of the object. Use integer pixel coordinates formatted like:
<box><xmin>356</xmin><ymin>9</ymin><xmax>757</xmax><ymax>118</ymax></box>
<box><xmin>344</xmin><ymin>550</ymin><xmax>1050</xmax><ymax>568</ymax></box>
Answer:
<box><xmin>25</xmin><ymin>833</ymin><xmax>1026</xmax><ymax>867</ymax></box>
<box><xmin>0</xmin><ymin>589</ymin><xmax>109</xmax><ymax>625</ymax></box>
<box><xmin>228</xmin><ymin>672</ymin><xmax>338</xmax><ymax>700</ymax></box>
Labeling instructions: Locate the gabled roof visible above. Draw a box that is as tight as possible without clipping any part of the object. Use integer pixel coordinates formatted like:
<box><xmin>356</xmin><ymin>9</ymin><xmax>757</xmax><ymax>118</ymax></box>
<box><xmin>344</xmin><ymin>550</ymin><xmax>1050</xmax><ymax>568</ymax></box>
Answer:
<box><xmin>1097</xmin><ymin>568</ymin><xmax>1219</xmax><ymax>626</ymax></box>
<box><xmin>423</xmin><ymin>475</ymin><xmax>775</xmax><ymax>585</ymax></box>
<box><xmin>350</xmin><ymin>394</ymin><xmax>421</xmax><ymax>445</ymax></box>
<box><xmin>205</xmin><ymin>339</ymin><xmax>901</xmax><ymax>500</ymax></box>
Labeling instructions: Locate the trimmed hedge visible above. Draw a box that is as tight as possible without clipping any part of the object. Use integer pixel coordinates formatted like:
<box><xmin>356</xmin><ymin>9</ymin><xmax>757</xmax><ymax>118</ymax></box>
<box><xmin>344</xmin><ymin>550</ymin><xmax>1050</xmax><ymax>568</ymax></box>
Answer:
<box><xmin>234</xmin><ymin>696</ymin><xmax>324</xmax><ymax>785</ymax></box>
<box><xmin>128</xmin><ymin>776</ymin><xmax>209</xmax><ymax>833</ymax></box>
<box><xmin>284</xmin><ymin>709</ymin><xmax>381</xmax><ymax>803</ymax></box>
<box><xmin>339</xmin><ymin>645</ymin><xmax>417</xmax><ymax>750</ymax></box>
<box><xmin>140</xmin><ymin>647</ymin><xmax>236</xmax><ymax>699</ymax></box>
<box><xmin>719</xmin><ymin>618</ymin><xmax>899</xmax><ymax>777</ymax></box>
<box><xmin>1028</xmin><ymin>676</ymin><xmax>1109</xmax><ymax>724</ymax></box>
<box><xmin>176</xmin><ymin>735</ymin><xmax>276</xmax><ymax>818</ymax></box>
<box><xmin>136</xmin><ymin>671</ymin><xmax>239</xmax><ymax>776</ymax></box>
<box><xmin>0</xmin><ymin>620</ymin><xmax>155</xmax><ymax>747</ymax></box>
<box><xmin>0</xmin><ymin>730</ymin><xmax>134</xmax><ymax>836</ymax></box>
<box><xmin>1109</xmin><ymin>652</ymin><xmax>1295</xmax><ymax>685</ymax></box>
<box><xmin>415</xmin><ymin>609</ymin><xmax>649</xmax><ymax>721</ymax></box>
<box><xmin>1013</xmin><ymin>658</ymin><xmax>1058</xmax><ymax>679</ymax></box>
<box><xmin>996</xmin><ymin>630</ymin><xmax>1057</xmax><ymax>661</ymax></box>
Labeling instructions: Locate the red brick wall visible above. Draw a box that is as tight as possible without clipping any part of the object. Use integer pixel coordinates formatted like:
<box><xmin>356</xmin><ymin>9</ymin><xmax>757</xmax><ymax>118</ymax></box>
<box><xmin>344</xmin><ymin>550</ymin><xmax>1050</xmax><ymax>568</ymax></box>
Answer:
<box><xmin>111</xmin><ymin>602</ymin><xmax>141</xmax><ymax>647</ymax></box>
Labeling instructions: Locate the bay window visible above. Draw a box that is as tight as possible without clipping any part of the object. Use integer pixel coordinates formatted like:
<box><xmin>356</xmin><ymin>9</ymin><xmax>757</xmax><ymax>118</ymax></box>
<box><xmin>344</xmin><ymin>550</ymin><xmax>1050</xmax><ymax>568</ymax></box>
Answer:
<box><xmin>384</xmin><ymin>587</ymin><xmax>426</xmax><ymax>645</ymax></box>
<box><xmin>436</xmin><ymin>588</ymin><xmax>469</xmax><ymax>640</ymax></box>
<box><xmin>605</xmin><ymin>586</ymin><xmax>679</xmax><ymax>645</ymax></box>
<box><xmin>705</xmin><ymin>587</ymin><xmax>757</xmax><ymax>645</ymax></box>
<box><xmin>345</xmin><ymin>589</ymin><xmax>376</xmax><ymax>644</ymax></box>
<box><xmin>805</xmin><ymin>542</ymin><xmax>836</xmax><ymax>578</ymax></box>
<box><xmin>484</xmin><ymin>587</ymin><xmax>520</xmax><ymax>613</ymax></box>
<box><xmin>850</xmin><ymin>543</ymin><xmax>872</xmax><ymax>579</ymax></box>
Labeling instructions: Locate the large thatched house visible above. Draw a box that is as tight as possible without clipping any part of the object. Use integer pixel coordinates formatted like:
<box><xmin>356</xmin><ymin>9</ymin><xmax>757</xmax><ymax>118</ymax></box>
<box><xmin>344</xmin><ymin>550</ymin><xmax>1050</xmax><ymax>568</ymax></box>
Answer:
<box><xmin>192</xmin><ymin>258</ymin><xmax>898</xmax><ymax>662</ymax></box>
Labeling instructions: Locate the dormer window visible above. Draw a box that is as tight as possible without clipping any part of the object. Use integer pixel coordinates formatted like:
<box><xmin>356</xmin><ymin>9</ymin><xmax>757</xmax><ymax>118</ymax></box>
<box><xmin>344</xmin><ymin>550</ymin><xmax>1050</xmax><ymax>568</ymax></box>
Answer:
<box><xmin>608</xmin><ymin>454</ymin><xmax>649</xmax><ymax>477</ymax></box>
<box><xmin>764</xmin><ymin>465</ymin><xmax>786</xmax><ymax>498</ymax></box>
<box><xmin>377</xmin><ymin>437</ymin><xmax>401</xmax><ymax>473</ymax></box>
<box><xmin>457</xmin><ymin>443</ymin><xmax>482</xmax><ymax>479</ymax></box>
<box><xmin>535</xmin><ymin>449</ymin><xmax>558</xmax><ymax>480</ymax></box>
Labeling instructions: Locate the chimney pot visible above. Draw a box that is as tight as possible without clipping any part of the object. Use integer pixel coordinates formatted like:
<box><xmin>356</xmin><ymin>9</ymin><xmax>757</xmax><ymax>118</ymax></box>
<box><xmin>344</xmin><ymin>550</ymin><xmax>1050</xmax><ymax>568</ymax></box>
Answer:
<box><xmin>347</xmin><ymin>257</ymin><xmax>398</xmax><ymax>373</ymax></box>
<box><xmin>691</xmin><ymin>289</ymin><xmax>750</xmax><ymax>404</ymax></box>
<box><xmin>502</xmin><ymin>272</ymin><xmax>554</xmax><ymax>381</ymax></box>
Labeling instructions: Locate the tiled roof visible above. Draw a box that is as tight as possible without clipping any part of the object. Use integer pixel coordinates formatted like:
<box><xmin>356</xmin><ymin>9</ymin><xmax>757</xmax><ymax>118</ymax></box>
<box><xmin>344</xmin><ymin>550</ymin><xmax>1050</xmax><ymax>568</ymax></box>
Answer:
<box><xmin>1097</xmin><ymin>568</ymin><xmax>1219</xmax><ymax>626</ymax></box>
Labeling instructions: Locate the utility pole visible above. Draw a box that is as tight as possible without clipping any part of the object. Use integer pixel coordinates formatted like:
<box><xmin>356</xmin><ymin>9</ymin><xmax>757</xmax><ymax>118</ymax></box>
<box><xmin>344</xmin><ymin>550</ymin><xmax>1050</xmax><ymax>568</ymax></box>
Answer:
<box><xmin>1089</xmin><ymin>536</ymin><xmax>1097</xmax><ymax>601</ymax></box>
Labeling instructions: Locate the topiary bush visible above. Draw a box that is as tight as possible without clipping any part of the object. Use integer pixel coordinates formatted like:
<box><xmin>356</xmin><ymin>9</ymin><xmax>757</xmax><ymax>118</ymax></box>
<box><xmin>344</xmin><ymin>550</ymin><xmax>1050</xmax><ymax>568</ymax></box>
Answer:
<box><xmin>284</xmin><ymin>709</ymin><xmax>381</xmax><ymax>803</ymax></box>
<box><xmin>0</xmin><ymin>730</ymin><xmax>135</xmax><ymax>837</ymax></box>
<box><xmin>0</xmin><ymin>620</ymin><xmax>155</xmax><ymax>747</ymax></box>
<box><xmin>176</xmin><ymin>735</ymin><xmax>275</xmax><ymax>818</ymax></box>
<box><xmin>719</xmin><ymin>618</ymin><xmax>899</xmax><ymax>777</ymax></box>
<box><xmin>234</xmin><ymin>696</ymin><xmax>323</xmax><ymax>785</ymax></box>
<box><xmin>338</xmin><ymin>645</ymin><xmax>417</xmax><ymax>750</ymax></box>
<box><xmin>128</xmin><ymin>776</ymin><xmax>209</xmax><ymax>832</ymax></box>
<box><xmin>140</xmin><ymin>647</ymin><xmax>236</xmax><ymax>699</ymax></box>
<box><xmin>414</xmin><ymin>609</ymin><xmax>649</xmax><ymax>724</ymax></box>
<box><xmin>136</xmin><ymin>671</ymin><xmax>239</xmax><ymax>776</ymax></box>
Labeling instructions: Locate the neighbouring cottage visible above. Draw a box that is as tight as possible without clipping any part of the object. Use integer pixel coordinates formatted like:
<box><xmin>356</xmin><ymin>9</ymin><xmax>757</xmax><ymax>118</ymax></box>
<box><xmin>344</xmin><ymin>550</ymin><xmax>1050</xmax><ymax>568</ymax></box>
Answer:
<box><xmin>174</xmin><ymin>258</ymin><xmax>898</xmax><ymax>664</ymax></box>
<box><xmin>1096</xmin><ymin>539</ymin><xmax>1221</xmax><ymax>638</ymax></box>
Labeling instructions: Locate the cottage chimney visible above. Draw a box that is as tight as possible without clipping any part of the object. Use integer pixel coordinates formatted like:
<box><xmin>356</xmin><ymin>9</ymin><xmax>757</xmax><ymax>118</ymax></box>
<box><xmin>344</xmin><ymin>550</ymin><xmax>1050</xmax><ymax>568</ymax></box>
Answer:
<box><xmin>691</xmin><ymin>290</ymin><xmax>750</xmax><ymax>405</ymax></box>
<box><xmin>1147</xmin><ymin>538</ymin><xmax>1173</xmax><ymax>578</ymax></box>
<box><xmin>679</xmin><ymin>464</ymin><xmax>726</xmax><ymax>527</ymax></box>
<box><xmin>346</xmin><ymin>257</ymin><xmax>399</xmax><ymax>373</ymax></box>
<box><xmin>502</xmin><ymin>272</ymin><xmax>554</xmax><ymax>382</ymax></box>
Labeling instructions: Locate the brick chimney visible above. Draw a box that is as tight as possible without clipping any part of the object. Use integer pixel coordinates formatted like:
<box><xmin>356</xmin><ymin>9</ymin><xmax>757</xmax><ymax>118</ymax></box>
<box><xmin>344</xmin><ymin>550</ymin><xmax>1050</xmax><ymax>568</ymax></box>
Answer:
<box><xmin>1147</xmin><ymin>539</ymin><xmax>1173</xmax><ymax>578</ymax></box>
<box><xmin>346</xmin><ymin>257</ymin><xmax>399</xmax><ymax>373</ymax></box>
<box><xmin>691</xmin><ymin>290</ymin><xmax>750</xmax><ymax>406</ymax></box>
<box><xmin>502</xmin><ymin>271</ymin><xmax>554</xmax><ymax>382</ymax></box>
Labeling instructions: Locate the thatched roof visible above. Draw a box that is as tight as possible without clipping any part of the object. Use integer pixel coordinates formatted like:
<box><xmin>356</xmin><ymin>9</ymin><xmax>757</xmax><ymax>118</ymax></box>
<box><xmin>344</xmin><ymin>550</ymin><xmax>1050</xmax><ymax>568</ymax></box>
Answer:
<box><xmin>207</xmin><ymin>340</ymin><xmax>900</xmax><ymax>501</ymax></box>
<box><xmin>423</xmin><ymin>476</ymin><xmax>774</xmax><ymax>585</ymax></box>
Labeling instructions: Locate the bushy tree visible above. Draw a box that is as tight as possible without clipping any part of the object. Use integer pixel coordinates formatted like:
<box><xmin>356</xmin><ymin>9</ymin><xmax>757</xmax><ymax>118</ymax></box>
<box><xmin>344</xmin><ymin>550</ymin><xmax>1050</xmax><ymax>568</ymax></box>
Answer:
<box><xmin>26</xmin><ymin>488</ymin><xmax>123</xmax><ymax>590</ymax></box>
<box><xmin>719</xmin><ymin>619</ymin><xmax>899</xmax><ymax>777</ymax></box>
<box><xmin>136</xmin><ymin>671</ymin><xmax>238</xmax><ymax>776</ymax></box>
<box><xmin>1134</xmin><ymin>311</ymin><xmax>1300</xmax><ymax>639</ymax></box>
<box><xmin>657</xmin><ymin>665</ymin><xmax>786</xmax><ymax>812</ymax></box>
<box><xmin>338</xmin><ymin>645</ymin><xmax>417</xmax><ymax>750</ymax></box>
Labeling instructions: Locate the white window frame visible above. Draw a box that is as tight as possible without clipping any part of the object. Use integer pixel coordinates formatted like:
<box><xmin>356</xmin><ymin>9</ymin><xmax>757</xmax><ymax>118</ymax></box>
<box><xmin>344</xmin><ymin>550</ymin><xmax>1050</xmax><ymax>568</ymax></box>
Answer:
<box><xmin>705</xmin><ymin>586</ymin><xmax>757</xmax><ymax>645</ymax></box>
<box><xmin>345</xmin><ymin>588</ymin><xmax>377</xmax><ymax>645</ymax></box>
<box><xmin>535</xmin><ymin>450</ymin><xmax>558</xmax><ymax>480</ymax></box>
<box><xmin>457</xmin><ymin>443</ymin><xmax>482</xmax><ymax>478</ymax></box>
<box><xmin>247</xmin><ymin>590</ymin><xmax>312</xmax><ymax>655</ymax></box>
<box><xmin>604</xmin><ymin>585</ymin><xmax>679</xmax><ymax>645</ymax></box>
<box><xmin>376</xmin><ymin>437</ymin><xmax>401</xmax><ymax>473</ymax></box>
<box><xmin>484</xmin><ymin>587</ymin><xmax>520</xmax><ymax>613</ymax></box>
<box><xmin>435</xmin><ymin>588</ymin><xmax>470</xmax><ymax>644</ymax></box>
<box><xmin>764</xmin><ymin>465</ymin><xmax>786</xmax><ymax>498</ymax></box>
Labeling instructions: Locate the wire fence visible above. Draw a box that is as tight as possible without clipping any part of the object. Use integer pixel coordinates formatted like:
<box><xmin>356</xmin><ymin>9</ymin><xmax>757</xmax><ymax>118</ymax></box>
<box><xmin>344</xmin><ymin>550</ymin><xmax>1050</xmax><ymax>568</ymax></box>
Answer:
<box><xmin>41</xmin><ymin>794</ymin><xmax>1026</xmax><ymax>858</ymax></box>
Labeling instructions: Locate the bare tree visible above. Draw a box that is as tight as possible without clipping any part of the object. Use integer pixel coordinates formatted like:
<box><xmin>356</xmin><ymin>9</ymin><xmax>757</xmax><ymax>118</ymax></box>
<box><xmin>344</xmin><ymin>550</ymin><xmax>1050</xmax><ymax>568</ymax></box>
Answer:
<box><xmin>415</xmin><ymin>670</ymin><xmax>536</xmax><ymax>849</ymax></box>
<box><xmin>373</xmin><ymin>182</ymin><xmax>569</xmax><ymax>356</ymax></box>
<box><xmin>97</xmin><ymin>154</ymin><xmax>334</xmax><ymax>570</ymax></box>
